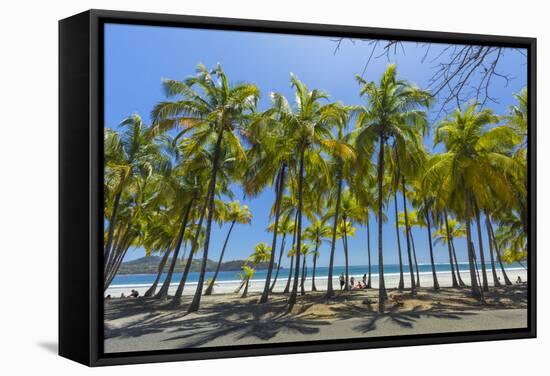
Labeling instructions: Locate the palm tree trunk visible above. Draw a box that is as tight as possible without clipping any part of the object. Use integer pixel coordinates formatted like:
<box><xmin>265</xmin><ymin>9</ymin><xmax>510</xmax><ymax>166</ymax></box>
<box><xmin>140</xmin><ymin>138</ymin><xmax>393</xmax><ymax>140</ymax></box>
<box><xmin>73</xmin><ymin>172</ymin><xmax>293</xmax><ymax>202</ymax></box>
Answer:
<box><xmin>451</xmin><ymin>239</ymin><xmax>467</xmax><ymax>286</ymax></box>
<box><xmin>283</xmin><ymin>256</ymin><xmax>294</xmax><ymax>293</ymax></box>
<box><xmin>104</xmin><ymin>190</ymin><xmax>122</xmax><ymax>264</ymax></box>
<box><xmin>105</xmin><ymin>221</ymin><xmax>130</xmax><ymax>276</ymax></box>
<box><xmin>312</xmin><ymin>246</ymin><xmax>319</xmax><ymax>291</ymax></box>
<box><xmin>283</xmin><ymin>216</ymin><xmax>298</xmax><ymax>293</ymax></box>
<box><xmin>205</xmin><ymin>219</ymin><xmax>236</xmax><ymax>295</ymax></box>
<box><xmin>424</xmin><ymin>210</ymin><xmax>440</xmax><ymax>290</ymax></box>
<box><xmin>487</xmin><ymin>217</ymin><xmax>512</xmax><ymax>286</ymax></box>
<box><xmin>343</xmin><ymin>221</ymin><xmax>350</xmax><ymax>291</ymax></box>
<box><xmin>170</xmin><ymin>196</ymin><xmax>208</xmax><ymax>305</ymax></box>
<box><xmin>241</xmin><ymin>278</ymin><xmax>249</xmax><ymax>298</ymax></box>
<box><xmin>326</xmin><ymin>169</ymin><xmax>343</xmax><ymax>298</ymax></box>
<box><xmin>104</xmin><ymin>223</ymin><xmax>131</xmax><ymax>290</ymax></box>
<box><xmin>366</xmin><ymin>216</ymin><xmax>372</xmax><ymax>288</ymax></box>
<box><xmin>444</xmin><ymin>212</ymin><xmax>460</xmax><ymax>287</ymax></box>
<box><xmin>401</xmin><ymin>176</ymin><xmax>416</xmax><ymax>294</ymax></box>
<box><xmin>300</xmin><ymin>256</ymin><xmax>306</xmax><ymax>295</ymax></box>
<box><xmin>188</xmin><ymin>128</ymin><xmax>225</xmax><ymax>313</ymax></box>
<box><xmin>474</xmin><ymin>201</ymin><xmax>489</xmax><ymax>291</ymax></box>
<box><xmin>260</xmin><ymin>165</ymin><xmax>286</xmax><ymax>303</ymax></box>
<box><xmin>270</xmin><ymin>233</ymin><xmax>286</xmax><ymax>292</ymax></box>
<box><xmin>144</xmin><ymin>246</ymin><xmax>171</xmax><ymax>297</ymax></box>
<box><xmin>156</xmin><ymin>199</ymin><xmax>194</xmax><ymax>299</ymax></box>
<box><xmin>409</xmin><ymin>228</ymin><xmax>421</xmax><ymax>288</ymax></box>
<box><xmin>289</xmin><ymin>147</ymin><xmax>305</xmax><ymax>307</ymax></box>
<box><xmin>464</xmin><ymin>191</ymin><xmax>482</xmax><ymax>300</ymax></box>
<box><xmin>485</xmin><ymin>215</ymin><xmax>501</xmax><ymax>287</ymax></box>
<box><xmin>377</xmin><ymin>135</ymin><xmax>386</xmax><ymax>313</ymax></box>
<box><xmin>393</xmin><ymin>191</ymin><xmax>405</xmax><ymax>290</ymax></box>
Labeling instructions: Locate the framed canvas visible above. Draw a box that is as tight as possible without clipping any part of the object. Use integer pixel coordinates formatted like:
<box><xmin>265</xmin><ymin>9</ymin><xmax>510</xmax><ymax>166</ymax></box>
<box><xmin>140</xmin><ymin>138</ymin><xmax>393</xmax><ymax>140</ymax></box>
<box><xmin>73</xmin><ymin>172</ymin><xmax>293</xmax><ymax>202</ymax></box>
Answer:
<box><xmin>59</xmin><ymin>9</ymin><xmax>536</xmax><ymax>366</ymax></box>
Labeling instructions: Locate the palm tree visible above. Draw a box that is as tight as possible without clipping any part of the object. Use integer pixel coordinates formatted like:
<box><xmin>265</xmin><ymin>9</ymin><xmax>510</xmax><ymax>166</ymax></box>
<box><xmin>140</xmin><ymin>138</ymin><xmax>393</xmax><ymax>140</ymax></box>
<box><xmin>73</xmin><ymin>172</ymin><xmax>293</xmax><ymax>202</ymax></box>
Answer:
<box><xmin>304</xmin><ymin>218</ymin><xmax>331</xmax><ymax>291</ymax></box>
<box><xmin>239</xmin><ymin>265</ymin><xmax>256</xmax><ymax>298</ymax></box>
<box><xmin>205</xmin><ymin>201</ymin><xmax>252</xmax><ymax>295</ymax></box>
<box><xmin>103</xmin><ymin>114</ymin><xmax>160</xmax><ymax>279</ymax></box>
<box><xmin>152</xmin><ymin>63</ymin><xmax>260</xmax><ymax>313</ymax></box>
<box><xmin>427</xmin><ymin>103</ymin><xmax>521</xmax><ymax>300</ymax></box>
<box><xmin>324</xmin><ymin>113</ymin><xmax>356</xmax><ymax>297</ymax></box>
<box><xmin>275</xmin><ymin>74</ymin><xmax>347</xmax><ymax>307</ymax></box>
<box><xmin>354</xmin><ymin>64</ymin><xmax>431</xmax><ymax>310</ymax></box>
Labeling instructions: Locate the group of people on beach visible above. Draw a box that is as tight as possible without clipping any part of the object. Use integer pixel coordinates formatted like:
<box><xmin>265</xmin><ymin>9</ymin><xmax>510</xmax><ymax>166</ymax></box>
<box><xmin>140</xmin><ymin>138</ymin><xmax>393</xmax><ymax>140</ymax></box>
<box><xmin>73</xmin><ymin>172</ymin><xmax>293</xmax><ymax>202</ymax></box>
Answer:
<box><xmin>339</xmin><ymin>273</ymin><xmax>369</xmax><ymax>290</ymax></box>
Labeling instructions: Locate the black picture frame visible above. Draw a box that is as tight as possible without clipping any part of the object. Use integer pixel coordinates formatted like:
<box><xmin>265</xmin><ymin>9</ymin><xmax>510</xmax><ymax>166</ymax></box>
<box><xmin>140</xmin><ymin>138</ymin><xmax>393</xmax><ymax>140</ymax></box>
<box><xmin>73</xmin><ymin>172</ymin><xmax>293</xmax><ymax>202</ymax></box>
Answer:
<box><xmin>59</xmin><ymin>9</ymin><xmax>537</xmax><ymax>367</ymax></box>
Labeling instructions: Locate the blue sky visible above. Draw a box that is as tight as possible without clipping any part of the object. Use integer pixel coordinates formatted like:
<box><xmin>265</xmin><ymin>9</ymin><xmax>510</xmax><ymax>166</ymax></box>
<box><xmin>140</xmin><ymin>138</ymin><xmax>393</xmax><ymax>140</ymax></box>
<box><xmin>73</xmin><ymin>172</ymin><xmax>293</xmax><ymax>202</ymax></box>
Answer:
<box><xmin>104</xmin><ymin>23</ymin><xmax>527</xmax><ymax>268</ymax></box>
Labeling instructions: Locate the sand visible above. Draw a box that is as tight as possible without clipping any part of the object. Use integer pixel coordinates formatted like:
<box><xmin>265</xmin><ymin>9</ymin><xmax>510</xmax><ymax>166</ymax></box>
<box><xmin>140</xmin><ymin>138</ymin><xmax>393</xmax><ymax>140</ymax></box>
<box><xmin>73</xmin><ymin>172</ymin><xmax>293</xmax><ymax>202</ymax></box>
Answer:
<box><xmin>103</xmin><ymin>271</ymin><xmax>529</xmax><ymax>353</ymax></box>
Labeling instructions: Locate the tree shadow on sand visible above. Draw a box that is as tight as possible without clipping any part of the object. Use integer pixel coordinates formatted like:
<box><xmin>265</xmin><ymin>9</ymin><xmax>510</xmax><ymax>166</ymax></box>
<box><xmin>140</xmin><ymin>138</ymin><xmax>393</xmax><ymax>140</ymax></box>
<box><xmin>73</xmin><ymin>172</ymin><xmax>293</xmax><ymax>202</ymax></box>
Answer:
<box><xmin>105</xmin><ymin>295</ymin><xmax>332</xmax><ymax>347</ymax></box>
<box><xmin>320</xmin><ymin>300</ymin><xmax>479</xmax><ymax>334</ymax></box>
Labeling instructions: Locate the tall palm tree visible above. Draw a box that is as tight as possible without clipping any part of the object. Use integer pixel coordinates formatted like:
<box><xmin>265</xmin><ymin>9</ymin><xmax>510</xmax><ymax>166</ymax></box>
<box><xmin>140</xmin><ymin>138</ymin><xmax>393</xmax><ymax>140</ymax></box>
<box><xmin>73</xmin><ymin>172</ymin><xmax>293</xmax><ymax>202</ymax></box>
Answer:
<box><xmin>427</xmin><ymin>103</ymin><xmax>521</xmax><ymax>300</ymax></box>
<box><xmin>324</xmin><ymin>113</ymin><xmax>356</xmax><ymax>297</ymax></box>
<box><xmin>152</xmin><ymin>63</ymin><xmax>260</xmax><ymax>313</ymax></box>
<box><xmin>275</xmin><ymin>74</ymin><xmax>347</xmax><ymax>307</ymax></box>
<box><xmin>354</xmin><ymin>64</ymin><xmax>431</xmax><ymax>310</ymax></box>
<box><xmin>205</xmin><ymin>201</ymin><xmax>252</xmax><ymax>295</ymax></box>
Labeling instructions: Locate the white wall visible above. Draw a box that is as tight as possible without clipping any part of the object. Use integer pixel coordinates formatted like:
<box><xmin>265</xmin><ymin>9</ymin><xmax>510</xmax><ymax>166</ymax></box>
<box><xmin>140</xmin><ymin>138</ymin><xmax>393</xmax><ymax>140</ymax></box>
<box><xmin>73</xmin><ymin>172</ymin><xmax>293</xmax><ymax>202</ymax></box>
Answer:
<box><xmin>0</xmin><ymin>0</ymin><xmax>546</xmax><ymax>374</ymax></box>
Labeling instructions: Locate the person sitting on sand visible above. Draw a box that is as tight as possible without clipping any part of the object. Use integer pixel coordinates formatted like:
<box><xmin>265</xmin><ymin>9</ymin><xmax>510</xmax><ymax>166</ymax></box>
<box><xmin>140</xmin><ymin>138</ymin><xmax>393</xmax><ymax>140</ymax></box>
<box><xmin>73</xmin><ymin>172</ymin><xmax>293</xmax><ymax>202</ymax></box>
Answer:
<box><xmin>339</xmin><ymin>273</ymin><xmax>345</xmax><ymax>290</ymax></box>
<box><xmin>516</xmin><ymin>276</ymin><xmax>522</xmax><ymax>284</ymax></box>
<box><xmin>105</xmin><ymin>294</ymin><xmax>111</xmax><ymax>299</ymax></box>
<box><xmin>354</xmin><ymin>281</ymin><xmax>363</xmax><ymax>290</ymax></box>
<box><xmin>130</xmin><ymin>289</ymin><xmax>139</xmax><ymax>298</ymax></box>
<box><xmin>120</xmin><ymin>293</ymin><xmax>125</xmax><ymax>298</ymax></box>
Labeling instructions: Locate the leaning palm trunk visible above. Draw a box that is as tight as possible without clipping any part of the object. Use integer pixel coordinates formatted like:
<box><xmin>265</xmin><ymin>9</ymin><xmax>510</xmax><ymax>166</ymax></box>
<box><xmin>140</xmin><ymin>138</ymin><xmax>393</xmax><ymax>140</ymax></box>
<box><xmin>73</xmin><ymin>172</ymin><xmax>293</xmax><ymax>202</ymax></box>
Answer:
<box><xmin>311</xmin><ymin>246</ymin><xmax>319</xmax><ymax>291</ymax></box>
<box><xmin>289</xmin><ymin>147</ymin><xmax>306</xmax><ymax>307</ymax></box>
<box><xmin>366</xmin><ymin>217</ymin><xmax>372</xmax><ymax>288</ymax></box>
<box><xmin>260</xmin><ymin>165</ymin><xmax>286</xmax><ymax>303</ymax></box>
<box><xmin>300</xmin><ymin>256</ymin><xmax>307</xmax><ymax>295</ymax></box>
<box><xmin>104</xmin><ymin>191</ymin><xmax>122</xmax><ymax>265</ymax></box>
<box><xmin>270</xmin><ymin>233</ymin><xmax>287</xmax><ymax>292</ymax></box>
<box><xmin>144</xmin><ymin>246</ymin><xmax>171</xmax><ymax>297</ymax></box>
<box><xmin>464</xmin><ymin>191</ymin><xmax>482</xmax><ymax>300</ymax></box>
<box><xmin>104</xmin><ymin>240</ymin><xmax>132</xmax><ymax>291</ymax></box>
<box><xmin>474</xmin><ymin>202</ymin><xmax>489</xmax><ymax>291</ymax></box>
<box><xmin>283</xmin><ymin>218</ymin><xmax>298</xmax><ymax>293</ymax></box>
<box><xmin>188</xmin><ymin>128</ymin><xmax>225</xmax><ymax>313</ymax></box>
<box><xmin>485</xmin><ymin>216</ymin><xmax>501</xmax><ymax>287</ymax></box>
<box><xmin>205</xmin><ymin>219</ymin><xmax>236</xmax><ymax>296</ymax></box>
<box><xmin>156</xmin><ymin>199</ymin><xmax>194</xmax><ymax>299</ymax></box>
<box><xmin>401</xmin><ymin>176</ymin><xmax>416</xmax><ymax>293</ymax></box>
<box><xmin>241</xmin><ymin>278</ymin><xmax>250</xmax><ymax>298</ymax></box>
<box><xmin>377</xmin><ymin>136</ymin><xmax>387</xmax><ymax>312</ymax></box>
<box><xmin>393</xmin><ymin>192</ymin><xmax>405</xmax><ymax>290</ymax></box>
<box><xmin>424</xmin><ymin>210</ymin><xmax>440</xmax><ymax>290</ymax></box>
<box><xmin>451</xmin><ymin>240</ymin><xmax>467</xmax><ymax>286</ymax></box>
<box><xmin>326</xmin><ymin>169</ymin><xmax>343</xmax><ymax>298</ymax></box>
<box><xmin>283</xmin><ymin>256</ymin><xmax>294</xmax><ymax>294</ymax></box>
<box><xmin>104</xmin><ymin>225</ymin><xmax>133</xmax><ymax>291</ymax></box>
<box><xmin>170</xmin><ymin>198</ymin><xmax>208</xmax><ymax>306</ymax></box>
<box><xmin>409</xmin><ymin>228</ymin><xmax>421</xmax><ymax>288</ymax></box>
<box><xmin>342</xmin><ymin>216</ymin><xmax>350</xmax><ymax>291</ymax></box>
<box><xmin>444</xmin><ymin>212</ymin><xmax>460</xmax><ymax>287</ymax></box>
<box><xmin>487</xmin><ymin>217</ymin><xmax>513</xmax><ymax>285</ymax></box>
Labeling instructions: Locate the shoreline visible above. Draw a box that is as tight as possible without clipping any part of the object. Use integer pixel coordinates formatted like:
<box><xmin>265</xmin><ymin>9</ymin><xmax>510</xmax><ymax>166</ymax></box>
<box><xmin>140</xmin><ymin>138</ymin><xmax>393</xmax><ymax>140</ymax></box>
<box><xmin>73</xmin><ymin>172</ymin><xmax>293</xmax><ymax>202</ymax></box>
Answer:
<box><xmin>105</xmin><ymin>268</ymin><xmax>527</xmax><ymax>297</ymax></box>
